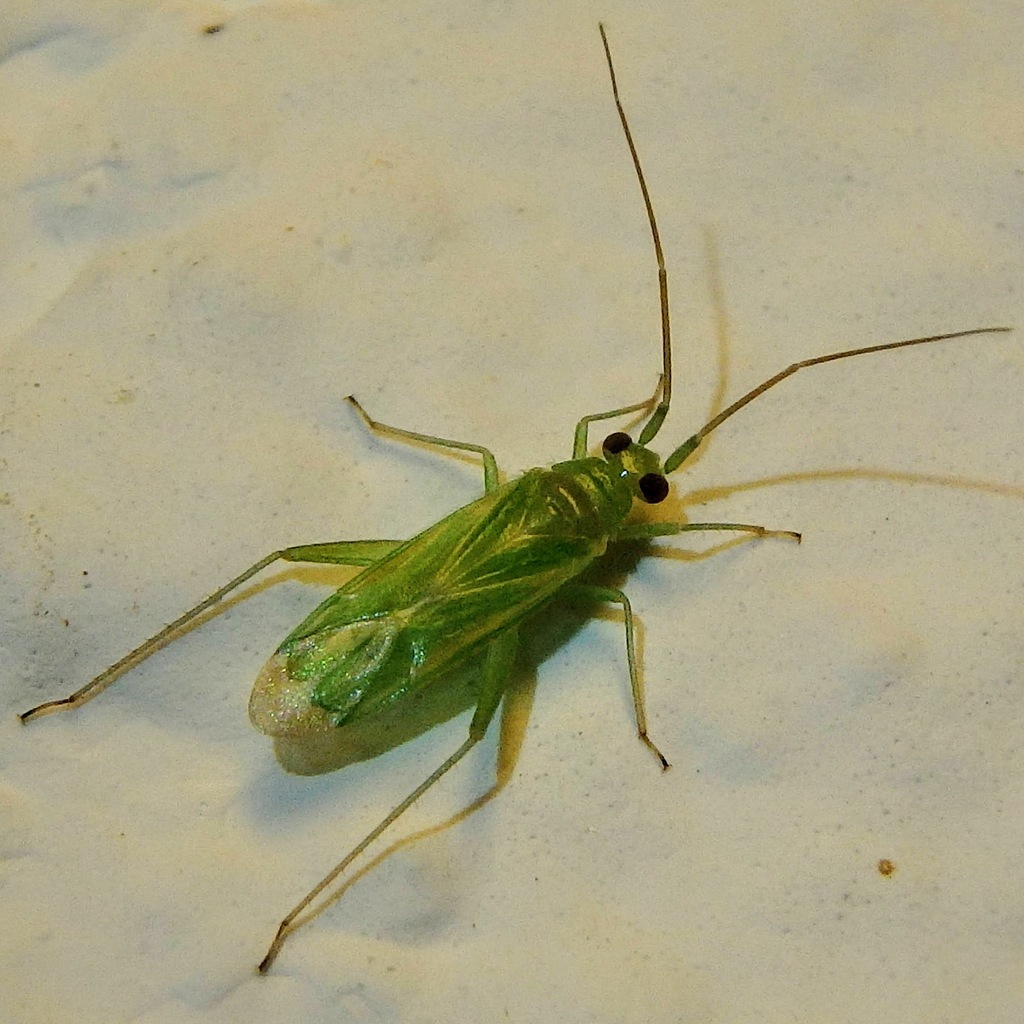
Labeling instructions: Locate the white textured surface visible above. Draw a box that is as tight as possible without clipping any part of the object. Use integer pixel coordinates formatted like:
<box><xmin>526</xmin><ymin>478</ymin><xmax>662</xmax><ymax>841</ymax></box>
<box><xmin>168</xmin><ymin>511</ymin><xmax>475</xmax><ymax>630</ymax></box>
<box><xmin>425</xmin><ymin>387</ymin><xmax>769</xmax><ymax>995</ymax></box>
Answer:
<box><xmin>2</xmin><ymin>2</ymin><xmax>1023</xmax><ymax>1022</ymax></box>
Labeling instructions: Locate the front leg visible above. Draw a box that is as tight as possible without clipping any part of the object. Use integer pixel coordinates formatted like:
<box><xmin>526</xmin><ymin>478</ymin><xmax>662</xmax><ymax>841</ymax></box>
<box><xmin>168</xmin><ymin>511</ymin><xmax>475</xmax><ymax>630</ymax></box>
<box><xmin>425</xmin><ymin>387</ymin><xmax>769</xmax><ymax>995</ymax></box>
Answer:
<box><xmin>614</xmin><ymin>521</ymin><xmax>801</xmax><ymax>543</ymax></box>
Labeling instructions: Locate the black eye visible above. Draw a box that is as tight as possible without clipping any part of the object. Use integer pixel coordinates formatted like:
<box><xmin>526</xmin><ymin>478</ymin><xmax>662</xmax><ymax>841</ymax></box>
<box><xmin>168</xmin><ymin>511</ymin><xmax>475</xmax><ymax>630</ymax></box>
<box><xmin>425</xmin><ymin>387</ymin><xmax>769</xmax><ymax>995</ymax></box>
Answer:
<box><xmin>638</xmin><ymin>473</ymin><xmax>669</xmax><ymax>504</ymax></box>
<box><xmin>602</xmin><ymin>431</ymin><xmax>632</xmax><ymax>455</ymax></box>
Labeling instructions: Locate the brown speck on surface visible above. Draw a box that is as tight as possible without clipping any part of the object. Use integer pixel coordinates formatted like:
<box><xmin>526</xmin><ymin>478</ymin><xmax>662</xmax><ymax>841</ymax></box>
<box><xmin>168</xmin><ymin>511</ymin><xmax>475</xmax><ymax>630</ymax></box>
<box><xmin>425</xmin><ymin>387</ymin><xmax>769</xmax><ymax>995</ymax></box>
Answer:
<box><xmin>202</xmin><ymin>23</ymin><xmax>224</xmax><ymax>35</ymax></box>
<box><xmin>877</xmin><ymin>858</ymin><xmax>896</xmax><ymax>877</ymax></box>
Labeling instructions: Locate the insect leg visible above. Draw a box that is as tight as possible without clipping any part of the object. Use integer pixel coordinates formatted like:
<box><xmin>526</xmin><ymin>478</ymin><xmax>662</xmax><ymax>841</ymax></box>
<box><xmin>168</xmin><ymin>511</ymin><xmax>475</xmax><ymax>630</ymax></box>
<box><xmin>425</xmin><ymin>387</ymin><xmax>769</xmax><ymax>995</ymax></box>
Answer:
<box><xmin>571</xmin><ymin>375</ymin><xmax>663</xmax><ymax>458</ymax></box>
<box><xmin>281</xmin><ymin>538</ymin><xmax>402</xmax><ymax>565</ymax></box>
<box><xmin>258</xmin><ymin>626</ymin><xmax>519</xmax><ymax>972</ymax></box>
<box><xmin>347</xmin><ymin>394</ymin><xmax>500</xmax><ymax>492</ymax></box>
<box><xmin>19</xmin><ymin>539</ymin><xmax>403</xmax><ymax>722</ymax></box>
<box><xmin>562</xmin><ymin>584</ymin><xmax>669</xmax><ymax>770</ymax></box>
<box><xmin>615</xmin><ymin>521</ymin><xmax>802</xmax><ymax>543</ymax></box>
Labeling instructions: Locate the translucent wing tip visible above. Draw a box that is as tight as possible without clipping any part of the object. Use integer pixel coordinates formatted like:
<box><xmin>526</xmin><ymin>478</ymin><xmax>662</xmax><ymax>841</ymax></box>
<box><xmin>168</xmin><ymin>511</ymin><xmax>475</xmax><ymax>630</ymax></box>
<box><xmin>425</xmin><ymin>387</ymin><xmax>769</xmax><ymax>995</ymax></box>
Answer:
<box><xmin>249</xmin><ymin>651</ymin><xmax>335</xmax><ymax>738</ymax></box>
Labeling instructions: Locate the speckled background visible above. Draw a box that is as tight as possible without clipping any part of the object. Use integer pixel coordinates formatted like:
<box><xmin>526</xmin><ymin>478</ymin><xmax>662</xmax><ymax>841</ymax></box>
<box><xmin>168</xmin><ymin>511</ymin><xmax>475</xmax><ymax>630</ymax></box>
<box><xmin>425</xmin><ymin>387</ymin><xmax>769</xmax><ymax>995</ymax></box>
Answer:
<box><xmin>2</xmin><ymin>2</ymin><xmax>1022</xmax><ymax>1022</ymax></box>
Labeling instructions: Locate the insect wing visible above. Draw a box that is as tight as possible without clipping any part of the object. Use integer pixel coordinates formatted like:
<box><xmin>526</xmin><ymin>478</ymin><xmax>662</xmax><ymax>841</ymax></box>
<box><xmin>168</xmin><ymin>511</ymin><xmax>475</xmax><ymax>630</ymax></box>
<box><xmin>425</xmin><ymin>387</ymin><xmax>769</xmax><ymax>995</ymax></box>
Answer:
<box><xmin>250</xmin><ymin>612</ymin><xmax>407</xmax><ymax>736</ymax></box>
<box><xmin>251</xmin><ymin>468</ymin><xmax>609</xmax><ymax>737</ymax></box>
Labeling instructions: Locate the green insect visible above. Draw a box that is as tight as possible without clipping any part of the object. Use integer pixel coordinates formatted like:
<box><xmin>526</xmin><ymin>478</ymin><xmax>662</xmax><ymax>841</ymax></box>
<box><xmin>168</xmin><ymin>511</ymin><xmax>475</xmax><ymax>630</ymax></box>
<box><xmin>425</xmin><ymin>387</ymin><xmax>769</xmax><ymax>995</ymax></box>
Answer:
<box><xmin>20</xmin><ymin>24</ymin><xmax>1010</xmax><ymax>973</ymax></box>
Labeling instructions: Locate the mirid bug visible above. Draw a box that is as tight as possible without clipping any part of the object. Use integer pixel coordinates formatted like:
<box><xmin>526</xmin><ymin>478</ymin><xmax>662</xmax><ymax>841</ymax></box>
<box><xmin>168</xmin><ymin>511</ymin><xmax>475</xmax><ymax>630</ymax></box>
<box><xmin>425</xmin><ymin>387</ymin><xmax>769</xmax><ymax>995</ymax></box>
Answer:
<box><xmin>19</xmin><ymin>24</ymin><xmax>1011</xmax><ymax>973</ymax></box>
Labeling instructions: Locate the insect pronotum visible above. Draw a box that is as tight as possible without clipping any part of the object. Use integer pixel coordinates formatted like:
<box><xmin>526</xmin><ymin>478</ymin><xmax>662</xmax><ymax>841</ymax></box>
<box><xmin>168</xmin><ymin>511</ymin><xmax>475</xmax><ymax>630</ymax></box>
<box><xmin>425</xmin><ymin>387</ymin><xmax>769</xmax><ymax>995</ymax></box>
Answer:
<box><xmin>20</xmin><ymin>24</ymin><xmax>1011</xmax><ymax>973</ymax></box>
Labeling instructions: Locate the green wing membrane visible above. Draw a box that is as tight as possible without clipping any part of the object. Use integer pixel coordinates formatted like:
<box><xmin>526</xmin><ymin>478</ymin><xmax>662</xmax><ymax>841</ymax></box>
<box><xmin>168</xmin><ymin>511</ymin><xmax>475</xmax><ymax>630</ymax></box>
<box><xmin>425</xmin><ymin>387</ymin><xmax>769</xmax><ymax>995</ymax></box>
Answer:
<box><xmin>276</xmin><ymin>467</ymin><xmax>611</xmax><ymax>727</ymax></box>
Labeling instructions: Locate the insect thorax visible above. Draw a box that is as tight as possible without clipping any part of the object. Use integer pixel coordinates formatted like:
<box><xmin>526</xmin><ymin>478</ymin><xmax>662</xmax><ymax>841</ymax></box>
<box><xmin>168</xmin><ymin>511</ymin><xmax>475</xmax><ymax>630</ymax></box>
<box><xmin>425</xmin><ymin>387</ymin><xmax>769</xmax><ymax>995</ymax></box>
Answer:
<box><xmin>542</xmin><ymin>457</ymin><xmax>635</xmax><ymax>536</ymax></box>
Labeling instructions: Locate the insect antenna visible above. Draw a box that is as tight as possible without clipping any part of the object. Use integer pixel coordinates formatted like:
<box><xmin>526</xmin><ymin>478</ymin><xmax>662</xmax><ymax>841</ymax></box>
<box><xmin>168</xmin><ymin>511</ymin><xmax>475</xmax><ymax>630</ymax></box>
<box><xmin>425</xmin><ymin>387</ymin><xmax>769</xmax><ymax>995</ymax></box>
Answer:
<box><xmin>599</xmin><ymin>23</ymin><xmax>672</xmax><ymax>446</ymax></box>
<box><xmin>661</xmin><ymin>325</ymin><xmax>1013</xmax><ymax>474</ymax></box>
